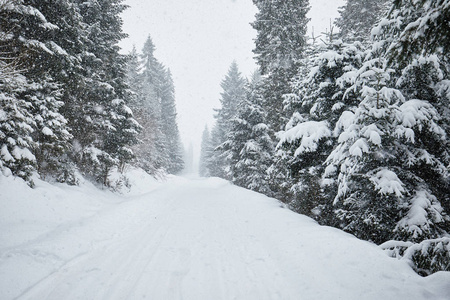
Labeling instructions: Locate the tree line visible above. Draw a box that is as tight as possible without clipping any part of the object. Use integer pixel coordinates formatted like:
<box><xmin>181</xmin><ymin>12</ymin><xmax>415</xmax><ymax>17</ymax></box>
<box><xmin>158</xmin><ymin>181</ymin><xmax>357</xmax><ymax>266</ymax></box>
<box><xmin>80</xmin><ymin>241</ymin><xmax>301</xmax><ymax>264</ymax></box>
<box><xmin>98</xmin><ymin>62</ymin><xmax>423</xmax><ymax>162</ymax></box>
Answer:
<box><xmin>201</xmin><ymin>0</ymin><xmax>449</xmax><ymax>275</ymax></box>
<box><xmin>0</xmin><ymin>0</ymin><xmax>184</xmax><ymax>188</ymax></box>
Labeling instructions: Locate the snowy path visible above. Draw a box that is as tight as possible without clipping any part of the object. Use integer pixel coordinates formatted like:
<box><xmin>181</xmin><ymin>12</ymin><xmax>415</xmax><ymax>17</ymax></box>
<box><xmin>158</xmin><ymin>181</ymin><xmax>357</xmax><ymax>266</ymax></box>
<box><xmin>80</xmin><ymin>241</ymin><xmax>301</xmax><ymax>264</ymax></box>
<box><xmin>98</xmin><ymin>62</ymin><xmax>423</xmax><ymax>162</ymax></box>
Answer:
<box><xmin>1</xmin><ymin>175</ymin><xmax>449</xmax><ymax>299</ymax></box>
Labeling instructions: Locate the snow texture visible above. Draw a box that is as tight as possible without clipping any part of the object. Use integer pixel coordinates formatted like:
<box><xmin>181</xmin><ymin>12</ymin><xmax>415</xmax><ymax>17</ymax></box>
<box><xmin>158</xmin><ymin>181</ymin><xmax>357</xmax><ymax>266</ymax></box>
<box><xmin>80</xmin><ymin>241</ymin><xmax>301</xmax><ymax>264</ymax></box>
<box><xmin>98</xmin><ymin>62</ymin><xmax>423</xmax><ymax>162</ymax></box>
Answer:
<box><xmin>1</xmin><ymin>171</ymin><xmax>449</xmax><ymax>300</ymax></box>
<box><xmin>370</xmin><ymin>169</ymin><xmax>405</xmax><ymax>197</ymax></box>
<box><xmin>278</xmin><ymin>121</ymin><xmax>331</xmax><ymax>156</ymax></box>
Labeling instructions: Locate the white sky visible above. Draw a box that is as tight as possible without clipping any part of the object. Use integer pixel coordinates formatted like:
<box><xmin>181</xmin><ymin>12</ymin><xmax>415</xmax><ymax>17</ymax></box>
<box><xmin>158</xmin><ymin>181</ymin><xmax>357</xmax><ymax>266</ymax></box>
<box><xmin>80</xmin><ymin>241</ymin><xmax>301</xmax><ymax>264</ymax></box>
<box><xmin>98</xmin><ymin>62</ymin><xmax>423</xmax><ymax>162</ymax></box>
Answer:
<box><xmin>119</xmin><ymin>0</ymin><xmax>344</xmax><ymax>169</ymax></box>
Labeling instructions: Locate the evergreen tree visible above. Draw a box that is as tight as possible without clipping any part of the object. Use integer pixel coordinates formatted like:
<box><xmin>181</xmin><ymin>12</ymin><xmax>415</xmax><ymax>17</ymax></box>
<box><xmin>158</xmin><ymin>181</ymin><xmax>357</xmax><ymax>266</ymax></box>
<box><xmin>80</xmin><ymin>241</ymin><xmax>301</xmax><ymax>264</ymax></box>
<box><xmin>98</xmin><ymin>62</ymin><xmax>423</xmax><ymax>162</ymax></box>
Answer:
<box><xmin>131</xmin><ymin>36</ymin><xmax>168</xmax><ymax>174</ymax></box>
<box><xmin>160</xmin><ymin>69</ymin><xmax>184</xmax><ymax>174</ymax></box>
<box><xmin>335</xmin><ymin>0</ymin><xmax>389</xmax><ymax>43</ymax></box>
<box><xmin>125</xmin><ymin>46</ymin><xmax>142</xmax><ymax>108</ymax></box>
<box><xmin>209</xmin><ymin>61</ymin><xmax>246</xmax><ymax>179</ymax></box>
<box><xmin>325</xmin><ymin>56</ymin><xmax>449</xmax><ymax>245</ymax></box>
<box><xmin>0</xmin><ymin>73</ymin><xmax>36</xmax><ymax>184</ymax></box>
<box><xmin>223</xmin><ymin>71</ymin><xmax>274</xmax><ymax>194</ymax></box>
<box><xmin>251</xmin><ymin>0</ymin><xmax>310</xmax><ymax>131</ymax></box>
<box><xmin>0</xmin><ymin>0</ymin><xmax>76</xmax><ymax>184</ymax></box>
<box><xmin>199</xmin><ymin>125</ymin><xmax>211</xmax><ymax>177</ymax></box>
<box><xmin>207</xmin><ymin>125</ymin><xmax>224</xmax><ymax>178</ymax></box>
<box><xmin>28</xmin><ymin>80</ymin><xmax>73</xmax><ymax>182</ymax></box>
<box><xmin>276</xmin><ymin>39</ymin><xmax>364</xmax><ymax>220</ymax></box>
<box><xmin>381</xmin><ymin>0</ymin><xmax>450</xmax><ymax>67</ymax></box>
<box><xmin>68</xmin><ymin>0</ymin><xmax>138</xmax><ymax>186</ymax></box>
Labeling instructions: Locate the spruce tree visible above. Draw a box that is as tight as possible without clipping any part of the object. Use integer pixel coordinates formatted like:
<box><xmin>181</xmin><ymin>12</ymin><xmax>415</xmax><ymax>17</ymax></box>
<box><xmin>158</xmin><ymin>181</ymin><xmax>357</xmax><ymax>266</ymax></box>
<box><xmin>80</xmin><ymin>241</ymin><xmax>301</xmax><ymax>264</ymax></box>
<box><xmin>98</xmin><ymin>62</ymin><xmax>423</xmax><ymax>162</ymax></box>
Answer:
<box><xmin>325</xmin><ymin>55</ymin><xmax>449</xmax><ymax>245</ymax></box>
<box><xmin>0</xmin><ymin>0</ymin><xmax>76</xmax><ymax>184</ymax></box>
<box><xmin>69</xmin><ymin>0</ymin><xmax>138</xmax><ymax>186</ymax></box>
<box><xmin>251</xmin><ymin>0</ymin><xmax>310</xmax><ymax>131</ymax></box>
<box><xmin>335</xmin><ymin>0</ymin><xmax>389</xmax><ymax>43</ymax></box>
<box><xmin>209</xmin><ymin>61</ymin><xmax>246</xmax><ymax>179</ymax></box>
<box><xmin>224</xmin><ymin>71</ymin><xmax>274</xmax><ymax>194</ymax></box>
<box><xmin>160</xmin><ymin>69</ymin><xmax>184</xmax><ymax>174</ymax></box>
<box><xmin>276</xmin><ymin>39</ymin><xmax>364</xmax><ymax>220</ymax></box>
<box><xmin>132</xmin><ymin>36</ymin><xmax>168</xmax><ymax>174</ymax></box>
<box><xmin>199</xmin><ymin>126</ymin><xmax>212</xmax><ymax>177</ymax></box>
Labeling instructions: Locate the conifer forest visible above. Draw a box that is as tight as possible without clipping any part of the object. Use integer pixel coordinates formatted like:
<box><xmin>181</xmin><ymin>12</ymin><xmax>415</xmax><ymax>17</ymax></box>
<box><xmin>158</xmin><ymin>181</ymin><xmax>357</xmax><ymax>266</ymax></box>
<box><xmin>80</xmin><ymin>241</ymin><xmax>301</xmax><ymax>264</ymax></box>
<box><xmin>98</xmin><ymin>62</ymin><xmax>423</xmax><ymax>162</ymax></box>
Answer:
<box><xmin>1</xmin><ymin>0</ymin><xmax>449</xmax><ymax>280</ymax></box>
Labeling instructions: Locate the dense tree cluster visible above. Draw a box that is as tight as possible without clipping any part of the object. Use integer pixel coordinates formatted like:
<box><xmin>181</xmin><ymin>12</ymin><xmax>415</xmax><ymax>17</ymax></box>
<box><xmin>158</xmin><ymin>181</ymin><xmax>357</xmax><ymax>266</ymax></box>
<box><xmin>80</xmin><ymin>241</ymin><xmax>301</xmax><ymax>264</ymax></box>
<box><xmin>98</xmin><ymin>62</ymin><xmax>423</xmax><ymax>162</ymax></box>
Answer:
<box><xmin>126</xmin><ymin>36</ymin><xmax>184</xmax><ymax>176</ymax></box>
<box><xmin>0</xmin><ymin>0</ymin><xmax>183</xmax><ymax>188</ymax></box>
<box><xmin>201</xmin><ymin>0</ymin><xmax>449</xmax><ymax>275</ymax></box>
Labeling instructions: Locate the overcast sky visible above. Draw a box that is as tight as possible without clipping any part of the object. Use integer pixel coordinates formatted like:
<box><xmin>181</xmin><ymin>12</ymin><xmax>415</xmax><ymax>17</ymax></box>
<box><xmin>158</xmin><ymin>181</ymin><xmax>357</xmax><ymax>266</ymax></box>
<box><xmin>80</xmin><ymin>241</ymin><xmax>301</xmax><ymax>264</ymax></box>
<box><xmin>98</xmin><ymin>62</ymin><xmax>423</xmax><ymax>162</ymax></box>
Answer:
<box><xmin>119</xmin><ymin>0</ymin><xmax>344</xmax><ymax>169</ymax></box>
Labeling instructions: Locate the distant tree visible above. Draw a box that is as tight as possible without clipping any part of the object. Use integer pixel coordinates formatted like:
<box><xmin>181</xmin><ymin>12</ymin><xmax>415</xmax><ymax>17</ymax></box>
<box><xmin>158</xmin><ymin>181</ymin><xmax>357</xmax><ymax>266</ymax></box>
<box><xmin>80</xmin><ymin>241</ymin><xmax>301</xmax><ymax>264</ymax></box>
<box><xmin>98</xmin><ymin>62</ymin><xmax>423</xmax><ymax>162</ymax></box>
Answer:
<box><xmin>209</xmin><ymin>62</ymin><xmax>246</xmax><ymax>179</ymax></box>
<box><xmin>159</xmin><ymin>69</ymin><xmax>184</xmax><ymax>174</ymax></box>
<box><xmin>132</xmin><ymin>36</ymin><xmax>168</xmax><ymax>174</ymax></box>
<box><xmin>199</xmin><ymin>126</ymin><xmax>212</xmax><ymax>177</ymax></box>
<box><xmin>184</xmin><ymin>143</ymin><xmax>194</xmax><ymax>174</ymax></box>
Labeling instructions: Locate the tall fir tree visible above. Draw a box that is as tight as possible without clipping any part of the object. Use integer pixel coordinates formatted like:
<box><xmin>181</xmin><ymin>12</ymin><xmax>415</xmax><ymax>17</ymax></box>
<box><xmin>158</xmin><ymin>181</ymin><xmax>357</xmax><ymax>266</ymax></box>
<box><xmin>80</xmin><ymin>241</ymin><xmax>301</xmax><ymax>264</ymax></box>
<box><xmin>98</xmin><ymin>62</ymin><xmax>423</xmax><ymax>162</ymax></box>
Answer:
<box><xmin>209</xmin><ymin>61</ymin><xmax>246</xmax><ymax>179</ymax></box>
<box><xmin>131</xmin><ymin>35</ymin><xmax>168</xmax><ymax>174</ymax></box>
<box><xmin>69</xmin><ymin>0</ymin><xmax>139</xmax><ymax>186</ymax></box>
<box><xmin>335</xmin><ymin>0</ymin><xmax>389</xmax><ymax>43</ymax></box>
<box><xmin>223</xmin><ymin>71</ymin><xmax>274</xmax><ymax>194</ymax></box>
<box><xmin>0</xmin><ymin>0</ymin><xmax>77</xmax><ymax>184</ymax></box>
<box><xmin>251</xmin><ymin>0</ymin><xmax>310</xmax><ymax>132</ymax></box>
<box><xmin>160</xmin><ymin>69</ymin><xmax>184</xmax><ymax>174</ymax></box>
<box><xmin>276</xmin><ymin>39</ymin><xmax>365</xmax><ymax>220</ymax></box>
<box><xmin>324</xmin><ymin>56</ymin><xmax>449</xmax><ymax>247</ymax></box>
<box><xmin>199</xmin><ymin>125</ymin><xmax>211</xmax><ymax>177</ymax></box>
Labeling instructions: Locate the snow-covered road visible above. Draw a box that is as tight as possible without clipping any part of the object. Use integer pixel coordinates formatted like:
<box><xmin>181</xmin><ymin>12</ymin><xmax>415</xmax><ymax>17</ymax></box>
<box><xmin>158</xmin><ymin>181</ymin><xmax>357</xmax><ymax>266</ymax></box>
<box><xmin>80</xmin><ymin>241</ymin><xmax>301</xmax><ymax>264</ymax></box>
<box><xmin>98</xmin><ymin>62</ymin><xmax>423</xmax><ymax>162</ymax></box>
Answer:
<box><xmin>1</xmin><ymin>173</ymin><xmax>449</xmax><ymax>299</ymax></box>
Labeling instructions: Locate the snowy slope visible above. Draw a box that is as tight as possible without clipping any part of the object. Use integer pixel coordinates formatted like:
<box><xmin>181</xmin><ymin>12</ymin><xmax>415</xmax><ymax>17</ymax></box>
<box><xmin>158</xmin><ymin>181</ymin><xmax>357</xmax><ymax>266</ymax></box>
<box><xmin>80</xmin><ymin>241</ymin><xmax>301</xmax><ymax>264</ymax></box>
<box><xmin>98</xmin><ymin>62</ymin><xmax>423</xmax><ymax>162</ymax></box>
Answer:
<box><xmin>1</xmin><ymin>171</ymin><xmax>449</xmax><ymax>300</ymax></box>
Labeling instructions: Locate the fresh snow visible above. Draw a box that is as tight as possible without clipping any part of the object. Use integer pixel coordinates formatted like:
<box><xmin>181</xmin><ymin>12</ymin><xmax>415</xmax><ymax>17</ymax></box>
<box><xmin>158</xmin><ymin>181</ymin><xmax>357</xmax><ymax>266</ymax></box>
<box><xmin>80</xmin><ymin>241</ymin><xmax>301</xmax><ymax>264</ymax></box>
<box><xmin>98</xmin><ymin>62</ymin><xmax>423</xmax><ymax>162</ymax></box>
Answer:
<box><xmin>1</xmin><ymin>170</ymin><xmax>450</xmax><ymax>300</ymax></box>
<box><xmin>278</xmin><ymin>121</ymin><xmax>331</xmax><ymax>156</ymax></box>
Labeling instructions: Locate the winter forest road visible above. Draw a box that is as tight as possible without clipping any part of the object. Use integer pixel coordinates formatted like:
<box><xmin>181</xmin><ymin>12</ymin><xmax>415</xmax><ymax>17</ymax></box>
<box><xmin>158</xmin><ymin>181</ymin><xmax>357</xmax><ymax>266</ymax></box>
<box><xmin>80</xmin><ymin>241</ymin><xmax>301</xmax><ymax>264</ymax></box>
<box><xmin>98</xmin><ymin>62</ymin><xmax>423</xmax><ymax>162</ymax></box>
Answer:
<box><xmin>3</xmin><ymin>176</ymin><xmax>449</xmax><ymax>300</ymax></box>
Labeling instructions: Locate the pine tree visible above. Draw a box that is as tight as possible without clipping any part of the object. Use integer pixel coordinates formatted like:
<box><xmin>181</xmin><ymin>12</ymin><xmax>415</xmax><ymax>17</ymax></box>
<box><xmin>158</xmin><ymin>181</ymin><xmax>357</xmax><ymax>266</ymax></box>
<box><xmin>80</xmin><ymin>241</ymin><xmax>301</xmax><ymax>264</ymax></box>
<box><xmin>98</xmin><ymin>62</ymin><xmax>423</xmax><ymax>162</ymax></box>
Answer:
<box><xmin>0</xmin><ymin>73</ymin><xmax>36</xmax><ymax>184</ymax></box>
<box><xmin>199</xmin><ymin>126</ymin><xmax>211</xmax><ymax>177</ymax></box>
<box><xmin>325</xmin><ymin>55</ymin><xmax>449</xmax><ymax>245</ymax></box>
<box><xmin>0</xmin><ymin>0</ymin><xmax>77</xmax><ymax>184</ymax></box>
<box><xmin>251</xmin><ymin>0</ymin><xmax>310</xmax><ymax>131</ymax></box>
<box><xmin>70</xmin><ymin>0</ymin><xmax>138</xmax><ymax>186</ymax></box>
<box><xmin>335</xmin><ymin>0</ymin><xmax>389</xmax><ymax>43</ymax></box>
<box><xmin>224</xmin><ymin>71</ymin><xmax>274</xmax><ymax>194</ymax></box>
<box><xmin>131</xmin><ymin>36</ymin><xmax>168</xmax><ymax>174</ymax></box>
<box><xmin>209</xmin><ymin>61</ymin><xmax>246</xmax><ymax>179</ymax></box>
<box><xmin>160</xmin><ymin>69</ymin><xmax>184</xmax><ymax>174</ymax></box>
<box><xmin>276</xmin><ymin>39</ymin><xmax>365</xmax><ymax>220</ymax></box>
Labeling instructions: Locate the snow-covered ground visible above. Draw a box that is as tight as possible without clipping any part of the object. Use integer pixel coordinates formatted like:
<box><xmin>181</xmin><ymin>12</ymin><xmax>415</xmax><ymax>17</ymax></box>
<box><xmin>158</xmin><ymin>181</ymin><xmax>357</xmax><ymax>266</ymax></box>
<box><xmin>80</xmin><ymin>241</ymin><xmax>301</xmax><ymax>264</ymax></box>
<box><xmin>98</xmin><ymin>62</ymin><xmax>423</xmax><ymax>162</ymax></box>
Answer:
<box><xmin>1</xmin><ymin>170</ymin><xmax>449</xmax><ymax>300</ymax></box>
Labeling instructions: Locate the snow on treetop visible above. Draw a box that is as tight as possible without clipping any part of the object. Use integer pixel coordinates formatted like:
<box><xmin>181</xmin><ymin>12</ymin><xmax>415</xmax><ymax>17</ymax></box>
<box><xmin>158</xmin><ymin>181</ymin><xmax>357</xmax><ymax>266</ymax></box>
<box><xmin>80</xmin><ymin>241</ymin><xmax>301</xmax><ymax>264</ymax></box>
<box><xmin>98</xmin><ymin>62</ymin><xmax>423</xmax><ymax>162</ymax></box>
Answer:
<box><xmin>361</xmin><ymin>124</ymin><xmax>383</xmax><ymax>146</ymax></box>
<box><xmin>370</xmin><ymin>169</ymin><xmax>405</xmax><ymax>197</ymax></box>
<box><xmin>397</xmin><ymin>190</ymin><xmax>445</xmax><ymax>239</ymax></box>
<box><xmin>1</xmin><ymin>145</ymin><xmax>14</xmax><ymax>162</ymax></box>
<box><xmin>397</xmin><ymin>100</ymin><xmax>445</xmax><ymax>138</ymax></box>
<box><xmin>42</xmin><ymin>126</ymin><xmax>54</xmax><ymax>136</ymax></box>
<box><xmin>12</xmin><ymin>146</ymin><xmax>36</xmax><ymax>162</ymax></box>
<box><xmin>349</xmin><ymin>138</ymin><xmax>369</xmax><ymax>157</ymax></box>
<box><xmin>277</xmin><ymin>121</ymin><xmax>331</xmax><ymax>156</ymax></box>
